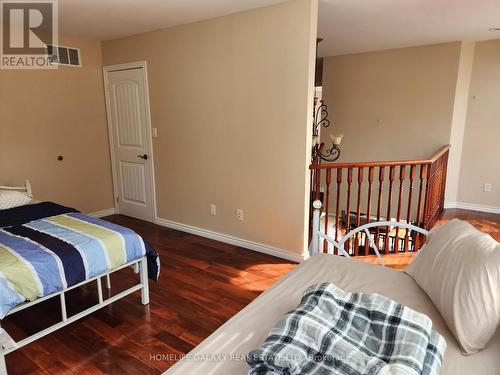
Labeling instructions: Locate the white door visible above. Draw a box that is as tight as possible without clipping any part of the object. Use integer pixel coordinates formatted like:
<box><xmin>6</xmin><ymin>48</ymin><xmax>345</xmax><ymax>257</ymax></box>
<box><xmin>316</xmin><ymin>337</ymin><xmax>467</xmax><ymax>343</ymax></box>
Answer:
<box><xmin>104</xmin><ymin>64</ymin><xmax>155</xmax><ymax>222</ymax></box>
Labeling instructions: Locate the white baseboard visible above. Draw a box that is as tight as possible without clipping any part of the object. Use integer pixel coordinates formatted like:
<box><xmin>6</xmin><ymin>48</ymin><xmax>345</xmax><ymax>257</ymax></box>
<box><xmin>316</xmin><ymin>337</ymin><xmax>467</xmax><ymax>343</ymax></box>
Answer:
<box><xmin>154</xmin><ymin>217</ymin><xmax>306</xmax><ymax>263</ymax></box>
<box><xmin>88</xmin><ymin>208</ymin><xmax>117</xmax><ymax>218</ymax></box>
<box><xmin>444</xmin><ymin>202</ymin><xmax>500</xmax><ymax>215</ymax></box>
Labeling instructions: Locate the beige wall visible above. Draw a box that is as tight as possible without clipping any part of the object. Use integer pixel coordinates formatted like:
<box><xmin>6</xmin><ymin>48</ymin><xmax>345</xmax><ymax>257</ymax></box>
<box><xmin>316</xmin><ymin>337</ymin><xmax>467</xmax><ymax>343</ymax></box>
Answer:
<box><xmin>445</xmin><ymin>42</ymin><xmax>475</xmax><ymax>203</ymax></box>
<box><xmin>321</xmin><ymin>40</ymin><xmax>500</xmax><ymax>211</ymax></box>
<box><xmin>102</xmin><ymin>0</ymin><xmax>318</xmax><ymax>256</ymax></box>
<box><xmin>0</xmin><ymin>35</ymin><xmax>114</xmax><ymax>213</ymax></box>
<box><xmin>458</xmin><ymin>39</ymin><xmax>500</xmax><ymax>208</ymax></box>
<box><xmin>321</xmin><ymin>43</ymin><xmax>461</xmax><ymax>162</ymax></box>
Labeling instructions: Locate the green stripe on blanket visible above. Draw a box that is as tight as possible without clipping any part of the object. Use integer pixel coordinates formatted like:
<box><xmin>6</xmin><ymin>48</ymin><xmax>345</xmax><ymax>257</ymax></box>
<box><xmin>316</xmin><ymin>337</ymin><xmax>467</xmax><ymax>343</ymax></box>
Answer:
<box><xmin>47</xmin><ymin>215</ymin><xmax>126</xmax><ymax>268</ymax></box>
<box><xmin>0</xmin><ymin>245</ymin><xmax>42</xmax><ymax>301</ymax></box>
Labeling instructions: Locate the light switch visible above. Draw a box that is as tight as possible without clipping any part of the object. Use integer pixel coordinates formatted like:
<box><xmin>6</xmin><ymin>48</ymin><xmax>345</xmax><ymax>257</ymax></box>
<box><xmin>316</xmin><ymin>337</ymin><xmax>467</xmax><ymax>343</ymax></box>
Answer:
<box><xmin>210</xmin><ymin>204</ymin><xmax>217</xmax><ymax>216</ymax></box>
<box><xmin>152</xmin><ymin>128</ymin><xmax>158</xmax><ymax>138</ymax></box>
<box><xmin>236</xmin><ymin>209</ymin><xmax>244</xmax><ymax>222</ymax></box>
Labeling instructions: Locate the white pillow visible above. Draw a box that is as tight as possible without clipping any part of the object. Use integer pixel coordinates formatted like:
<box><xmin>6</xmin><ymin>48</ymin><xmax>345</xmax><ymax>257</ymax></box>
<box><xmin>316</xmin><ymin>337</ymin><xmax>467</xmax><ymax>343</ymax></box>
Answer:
<box><xmin>405</xmin><ymin>219</ymin><xmax>500</xmax><ymax>355</ymax></box>
<box><xmin>0</xmin><ymin>190</ymin><xmax>32</xmax><ymax>210</ymax></box>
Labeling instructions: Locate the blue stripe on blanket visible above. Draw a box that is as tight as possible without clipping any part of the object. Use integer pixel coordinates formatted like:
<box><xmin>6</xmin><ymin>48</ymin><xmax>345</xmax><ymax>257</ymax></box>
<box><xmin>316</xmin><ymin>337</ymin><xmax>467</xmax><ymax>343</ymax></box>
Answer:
<box><xmin>0</xmin><ymin>276</ymin><xmax>24</xmax><ymax>317</ymax></box>
<box><xmin>0</xmin><ymin>202</ymin><xmax>78</xmax><ymax>228</ymax></box>
<box><xmin>5</xmin><ymin>225</ymin><xmax>86</xmax><ymax>287</ymax></box>
<box><xmin>25</xmin><ymin>219</ymin><xmax>109</xmax><ymax>278</ymax></box>
<box><xmin>68</xmin><ymin>213</ymin><xmax>145</xmax><ymax>262</ymax></box>
<box><xmin>0</xmin><ymin>230</ymin><xmax>64</xmax><ymax>296</ymax></box>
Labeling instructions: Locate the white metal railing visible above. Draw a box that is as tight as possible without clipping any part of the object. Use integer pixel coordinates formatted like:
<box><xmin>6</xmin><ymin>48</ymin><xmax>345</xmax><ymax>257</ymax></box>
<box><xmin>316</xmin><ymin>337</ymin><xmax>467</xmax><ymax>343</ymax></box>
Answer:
<box><xmin>310</xmin><ymin>200</ymin><xmax>429</xmax><ymax>266</ymax></box>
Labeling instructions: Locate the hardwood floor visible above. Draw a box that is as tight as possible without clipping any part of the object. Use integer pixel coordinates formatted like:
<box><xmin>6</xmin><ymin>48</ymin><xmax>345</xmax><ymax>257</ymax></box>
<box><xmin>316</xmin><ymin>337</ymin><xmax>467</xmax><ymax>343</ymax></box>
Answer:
<box><xmin>3</xmin><ymin>215</ymin><xmax>296</xmax><ymax>374</ymax></box>
<box><xmin>4</xmin><ymin>209</ymin><xmax>500</xmax><ymax>374</ymax></box>
<box><xmin>437</xmin><ymin>208</ymin><xmax>500</xmax><ymax>241</ymax></box>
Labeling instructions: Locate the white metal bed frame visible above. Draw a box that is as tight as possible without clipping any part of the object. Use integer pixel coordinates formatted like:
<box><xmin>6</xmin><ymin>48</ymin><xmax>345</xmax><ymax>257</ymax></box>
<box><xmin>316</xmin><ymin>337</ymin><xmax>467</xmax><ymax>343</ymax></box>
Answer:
<box><xmin>310</xmin><ymin>200</ymin><xmax>430</xmax><ymax>265</ymax></box>
<box><xmin>0</xmin><ymin>180</ymin><xmax>33</xmax><ymax>199</ymax></box>
<box><xmin>0</xmin><ymin>181</ymin><xmax>150</xmax><ymax>375</ymax></box>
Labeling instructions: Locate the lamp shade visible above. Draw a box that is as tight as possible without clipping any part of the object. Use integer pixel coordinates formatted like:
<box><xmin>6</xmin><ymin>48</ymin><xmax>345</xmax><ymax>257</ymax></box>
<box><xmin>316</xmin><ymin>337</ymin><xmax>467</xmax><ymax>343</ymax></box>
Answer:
<box><xmin>330</xmin><ymin>133</ymin><xmax>344</xmax><ymax>146</ymax></box>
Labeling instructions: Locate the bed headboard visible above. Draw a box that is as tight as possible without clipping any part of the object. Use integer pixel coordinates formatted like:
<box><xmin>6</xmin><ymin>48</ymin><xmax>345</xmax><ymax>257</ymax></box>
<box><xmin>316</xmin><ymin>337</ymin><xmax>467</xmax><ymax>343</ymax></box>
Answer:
<box><xmin>0</xmin><ymin>180</ymin><xmax>33</xmax><ymax>198</ymax></box>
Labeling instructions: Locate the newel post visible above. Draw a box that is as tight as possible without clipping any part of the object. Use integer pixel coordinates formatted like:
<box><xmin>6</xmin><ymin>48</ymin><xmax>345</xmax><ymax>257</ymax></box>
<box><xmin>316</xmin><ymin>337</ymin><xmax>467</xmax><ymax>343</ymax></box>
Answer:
<box><xmin>310</xmin><ymin>200</ymin><xmax>322</xmax><ymax>256</ymax></box>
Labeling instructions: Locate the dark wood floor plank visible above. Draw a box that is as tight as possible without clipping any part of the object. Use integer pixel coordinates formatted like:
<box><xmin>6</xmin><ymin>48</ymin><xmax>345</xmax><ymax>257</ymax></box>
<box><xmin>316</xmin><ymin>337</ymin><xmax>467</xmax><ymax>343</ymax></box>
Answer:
<box><xmin>438</xmin><ymin>208</ymin><xmax>500</xmax><ymax>241</ymax></box>
<box><xmin>3</xmin><ymin>210</ymin><xmax>499</xmax><ymax>374</ymax></box>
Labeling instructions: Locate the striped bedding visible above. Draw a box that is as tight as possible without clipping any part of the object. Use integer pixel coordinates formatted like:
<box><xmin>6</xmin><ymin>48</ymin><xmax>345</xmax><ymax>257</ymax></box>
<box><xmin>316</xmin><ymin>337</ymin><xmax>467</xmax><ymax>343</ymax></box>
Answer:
<box><xmin>0</xmin><ymin>202</ymin><xmax>159</xmax><ymax>318</ymax></box>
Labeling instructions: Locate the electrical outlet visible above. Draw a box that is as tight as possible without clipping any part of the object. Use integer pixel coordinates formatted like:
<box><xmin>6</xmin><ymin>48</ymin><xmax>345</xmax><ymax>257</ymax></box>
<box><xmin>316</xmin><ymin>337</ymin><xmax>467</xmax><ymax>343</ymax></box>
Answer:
<box><xmin>484</xmin><ymin>183</ymin><xmax>492</xmax><ymax>193</ymax></box>
<box><xmin>236</xmin><ymin>209</ymin><xmax>244</xmax><ymax>222</ymax></box>
<box><xmin>209</xmin><ymin>204</ymin><xmax>217</xmax><ymax>216</ymax></box>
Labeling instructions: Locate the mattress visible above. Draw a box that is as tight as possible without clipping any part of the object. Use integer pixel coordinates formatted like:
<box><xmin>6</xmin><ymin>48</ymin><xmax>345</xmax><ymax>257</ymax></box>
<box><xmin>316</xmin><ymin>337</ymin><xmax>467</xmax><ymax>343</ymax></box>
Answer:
<box><xmin>166</xmin><ymin>254</ymin><xmax>500</xmax><ymax>374</ymax></box>
<box><xmin>0</xmin><ymin>202</ymin><xmax>159</xmax><ymax>318</ymax></box>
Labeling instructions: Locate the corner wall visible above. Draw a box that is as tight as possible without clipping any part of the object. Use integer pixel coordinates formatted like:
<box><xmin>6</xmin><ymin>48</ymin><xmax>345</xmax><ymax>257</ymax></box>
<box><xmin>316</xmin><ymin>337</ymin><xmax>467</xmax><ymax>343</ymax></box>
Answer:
<box><xmin>455</xmin><ymin>39</ymin><xmax>500</xmax><ymax>212</ymax></box>
<box><xmin>321</xmin><ymin>43</ymin><xmax>461</xmax><ymax>162</ymax></box>
<box><xmin>445</xmin><ymin>42</ymin><xmax>475</xmax><ymax>204</ymax></box>
<box><xmin>101</xmin><ymin>0</ymin><xmax>318</xmax><ymax>258</ymax></box>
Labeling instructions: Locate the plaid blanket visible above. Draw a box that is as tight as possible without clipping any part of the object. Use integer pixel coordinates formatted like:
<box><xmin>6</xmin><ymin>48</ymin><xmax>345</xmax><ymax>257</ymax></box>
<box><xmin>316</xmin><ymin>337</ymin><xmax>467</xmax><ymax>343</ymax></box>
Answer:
<box><xmin>247</xmin><ymin>283</ymin><xmax>446</xmax><ymax>375</ymax></box>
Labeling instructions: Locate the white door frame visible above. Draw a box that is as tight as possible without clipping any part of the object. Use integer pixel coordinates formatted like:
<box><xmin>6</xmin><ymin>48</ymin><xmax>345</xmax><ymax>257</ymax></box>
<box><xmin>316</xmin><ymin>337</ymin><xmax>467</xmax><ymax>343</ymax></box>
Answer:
<box><xmin>102</xmin><ymin>60</ymin><xmax>157</xmax><ymax>221</ymax></box>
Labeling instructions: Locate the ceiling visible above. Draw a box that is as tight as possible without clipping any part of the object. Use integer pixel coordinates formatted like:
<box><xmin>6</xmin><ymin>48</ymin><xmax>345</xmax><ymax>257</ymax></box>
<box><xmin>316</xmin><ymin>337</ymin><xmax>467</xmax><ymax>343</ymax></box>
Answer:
<box><xmin>57</xmin><ymin>0</ymin><xmax>500</xmax><ymax>56</ymax></box>
<box><xmin>318</xmin><ymin>0</ymin><xmax>500</xmax><ymax>56</ymax></box>
<box><xmin>58</xmin><ymin>0</ymin><xmax>286</xmax><ymax>41</ymax></box>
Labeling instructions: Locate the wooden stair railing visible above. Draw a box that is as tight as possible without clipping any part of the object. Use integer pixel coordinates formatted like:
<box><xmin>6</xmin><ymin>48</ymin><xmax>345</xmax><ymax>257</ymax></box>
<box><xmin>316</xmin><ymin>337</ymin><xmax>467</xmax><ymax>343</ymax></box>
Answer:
<box><xmin>309</xmin><ymin>146</ymin><xmax>450</xmax><ymax>255</ymax></box>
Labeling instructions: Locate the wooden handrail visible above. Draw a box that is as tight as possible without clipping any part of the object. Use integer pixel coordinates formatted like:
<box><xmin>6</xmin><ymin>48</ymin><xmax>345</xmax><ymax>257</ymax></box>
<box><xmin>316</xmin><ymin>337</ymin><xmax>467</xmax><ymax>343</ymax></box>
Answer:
<box><xmin>309</xmin><ymin>145</ymin><xmax>450</xmax><ymax>256</ymax></box>
<box><xmin>428</xmin><ymin>145</ymin><xmax>451</xmax><ymax>163</ymax></box>
<box><xmin>310</xmin><ymin>145</ymin><xmax>451</xmax><ymax>170</ymax></box>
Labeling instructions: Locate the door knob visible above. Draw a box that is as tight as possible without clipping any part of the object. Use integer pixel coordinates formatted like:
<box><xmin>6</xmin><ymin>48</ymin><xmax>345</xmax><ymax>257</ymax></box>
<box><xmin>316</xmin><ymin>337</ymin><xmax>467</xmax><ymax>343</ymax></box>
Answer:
<box><xmin>137</xmin><ymin>154</ymin><xmax>148</xmax><ymax>160</ymax></box>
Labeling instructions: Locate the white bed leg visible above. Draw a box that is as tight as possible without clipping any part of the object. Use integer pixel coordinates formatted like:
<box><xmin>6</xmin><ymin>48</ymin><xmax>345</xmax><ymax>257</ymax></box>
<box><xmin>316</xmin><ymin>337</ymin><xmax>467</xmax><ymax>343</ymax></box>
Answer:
<box><xmin>60</xmin><ymin>293</ymin><xmax>68</xmax><ymax>321</ymax></box>
<box><xmin>0</xmin><ymin>324</ymin><xmax>9</xmax><ymax>375</ymax></box>
<box><xmin>105</xmin><ymin>274</ymin><xmax>111</xmax><ymax>289</ymax></box>
<box><xmin>139</xmin><ymin>257</ymin><xmax>149</xmax><ymax>305</ymax></box>
<box><xmin>0</xmin><ymin>349</ymin><xmax>6</xmax><ymax>375</ymax></box>
<box><xmin>310</xmin><ymin>200</ymin><xmax>322</xmax><ymax>256</ymax></box>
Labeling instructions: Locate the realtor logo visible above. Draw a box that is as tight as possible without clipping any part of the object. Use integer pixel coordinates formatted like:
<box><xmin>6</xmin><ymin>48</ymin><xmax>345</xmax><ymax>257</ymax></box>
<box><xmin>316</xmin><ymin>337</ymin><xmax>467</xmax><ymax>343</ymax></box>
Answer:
<box><xmin>1</xmin><ymin>0</ymin><xmax>58</xmax><ymax>69</ymax></box>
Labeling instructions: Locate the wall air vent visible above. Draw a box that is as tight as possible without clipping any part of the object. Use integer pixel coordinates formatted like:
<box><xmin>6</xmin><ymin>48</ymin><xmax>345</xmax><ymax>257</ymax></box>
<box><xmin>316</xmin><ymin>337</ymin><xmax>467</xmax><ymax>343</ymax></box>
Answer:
<box><xmin>46</xmin><ymin>45</ymin><xmax>81</xmax><ymax>67</ymax></box>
